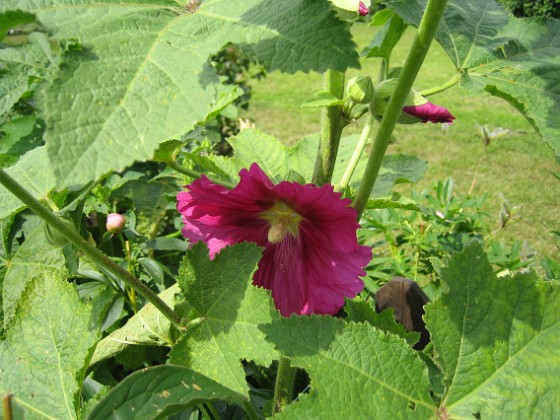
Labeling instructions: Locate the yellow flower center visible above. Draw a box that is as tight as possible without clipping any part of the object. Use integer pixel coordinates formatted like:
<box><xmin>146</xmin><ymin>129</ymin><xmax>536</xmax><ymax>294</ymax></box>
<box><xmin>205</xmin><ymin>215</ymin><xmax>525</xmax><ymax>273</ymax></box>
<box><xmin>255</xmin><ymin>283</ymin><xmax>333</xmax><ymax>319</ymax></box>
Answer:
<box><xmin>261</xmin><ymin>201</ymin><xmax>303</xmax><ymax>244</ymax></box>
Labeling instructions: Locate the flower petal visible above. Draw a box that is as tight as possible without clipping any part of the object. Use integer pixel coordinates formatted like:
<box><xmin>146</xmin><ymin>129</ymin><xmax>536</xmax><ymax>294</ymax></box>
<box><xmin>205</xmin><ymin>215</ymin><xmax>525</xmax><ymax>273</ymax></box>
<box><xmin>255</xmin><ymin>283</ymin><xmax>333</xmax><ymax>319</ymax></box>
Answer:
<box><xmin>402</xmin><ymin>101</ymin><xmax>455</xmax><ymax>124</ymax></box>
<box><xmin>177</xmin><ymin>163</ymin><xmax>372</xmax><ymax>316</ymax></box>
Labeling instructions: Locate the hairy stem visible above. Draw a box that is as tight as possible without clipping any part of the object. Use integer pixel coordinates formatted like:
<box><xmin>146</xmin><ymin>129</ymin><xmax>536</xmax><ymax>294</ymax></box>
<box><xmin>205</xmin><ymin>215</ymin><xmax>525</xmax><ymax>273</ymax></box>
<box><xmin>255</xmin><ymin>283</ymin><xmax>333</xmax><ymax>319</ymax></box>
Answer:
<box><xmin>312</xmin><ymin>69</ymin><xmax>346</xmax><ymax>185</ymax></box>
<box><xmin>353</xmin><ymin>0</ymin><xmax>449</xmax><ymax>218</ymax></box>
<box><xmin>336</xmin><ymin>114</ymin><xmax>375</xmax><ymax>192</ymax></box>
<box><xmin>273</xmin><ymin>355</ymin><xmax>297</xmax><ymax>413</ymax></box>
<box><xmin>0</xmin><ymin>169</ymin><xmax>182</xmax><ymax>328</ymax></box>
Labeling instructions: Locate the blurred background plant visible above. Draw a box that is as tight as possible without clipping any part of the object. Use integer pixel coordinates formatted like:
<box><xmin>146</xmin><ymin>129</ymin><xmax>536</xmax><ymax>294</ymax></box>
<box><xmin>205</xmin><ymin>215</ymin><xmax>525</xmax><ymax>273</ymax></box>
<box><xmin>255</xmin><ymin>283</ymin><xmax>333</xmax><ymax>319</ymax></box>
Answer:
<box><xmin>497</xmin><ymin>0</ymin><xmax>560</xmax><ymax>18</ymax></box>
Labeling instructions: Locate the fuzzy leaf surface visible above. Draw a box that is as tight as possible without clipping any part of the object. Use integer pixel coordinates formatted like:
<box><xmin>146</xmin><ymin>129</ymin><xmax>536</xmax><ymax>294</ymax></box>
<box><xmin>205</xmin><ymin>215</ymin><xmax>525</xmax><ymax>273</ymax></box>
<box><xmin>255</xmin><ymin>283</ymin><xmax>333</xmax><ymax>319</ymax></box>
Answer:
<box><xmin>427</xmin><ymin>242</ymin><xmax>560</xmax><ymax>418</ymax></box>
<box><xmin>390</xmin><ymin>0</ymin><xmax>560</xmax><ymax>155</ymax></box>
<box><xmin>0</xmin><ymin>146</ymin><xmax>56</xmax><ymax>219</ymax></box>
<box><xmin>3</xmin><ymin>221</ymin><xmax>66</xmax><ymax>328</ymax></box>
<box><xmin>0</xmin><ymin>271</ymin><xmax>98</xmax><ymax>419</ymax></box>
<box><xmin>0</xmin><ymin>0</ymin><xmax>358</xmax><ymax>187</ymax></box>
<box><xmin>262</xmin><ymin>316</ymin><xmax>435</xmax><ymax>418</ymax></box>
<box><xmin>88</xmin><ymin>365</ymin><xmax>246</xmax><ymax>420</ymax></box>
<box><xmin>170</xmin><ymin>242</ymin><xmax>278</xmax><ymax>396</ymax></box>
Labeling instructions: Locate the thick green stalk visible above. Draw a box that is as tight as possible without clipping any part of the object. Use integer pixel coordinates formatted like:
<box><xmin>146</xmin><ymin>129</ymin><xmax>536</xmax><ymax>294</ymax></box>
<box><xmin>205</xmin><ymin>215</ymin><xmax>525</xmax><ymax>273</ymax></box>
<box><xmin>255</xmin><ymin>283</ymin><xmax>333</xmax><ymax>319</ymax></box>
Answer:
<box><xmin>336</xmin><ymin>114</ymin><xmax>375</xmax><ymax>192</ymax></box>
<box><xmin>312</xmin><ymin>69</ymin><xmax>346</xmax><ymax>185</ymax></box>
<box><xmin>353</xmin><ymin>0</ymin><xmax>449</xmax><ymax>218</ymax></box>
<box><xmin>0</xmin><ymin>168</ymin><xmax>182</xmax><ymax>328</ymax></box>
<box><xmin>273</xmin><ymin>355</ymin><xmax>297</xmax><ymax>413</ymax></box>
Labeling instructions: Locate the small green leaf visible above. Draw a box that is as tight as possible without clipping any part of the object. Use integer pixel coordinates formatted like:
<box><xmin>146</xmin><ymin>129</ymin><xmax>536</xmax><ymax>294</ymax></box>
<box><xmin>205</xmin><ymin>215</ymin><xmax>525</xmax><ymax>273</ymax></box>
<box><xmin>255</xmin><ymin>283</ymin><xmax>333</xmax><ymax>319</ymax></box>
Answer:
<box><xmin>301</xmin><ymin>91</ymin><xmax>345</xmax><ymax>108</ymax></box>
<box><xmin>363</xmin><ymin>11</ymin><xmax>405</xmax><ymax>59</ymax></box>
<box><xmin>170</xmin><ymin>242</ymin><xmax>279</xmax><ymax>396</ymax></box>
<box><xmin>0</xmin><ymin>271</ymin><xmax>98</xmax><ymax>419</ymax></box>
<box><xmin>366</xmin><ymin>192</ymin><xmax>423</xmax><ymax>211</ymax></box>
<box><xmin>345</xmin><ymin>299</ymin><xmax>420</xmax><ymax>346</ymax></box>
<box><xmin>90</xmin><ymin>284</ymin><xmax>178</xmax><ymax>366</ymax></box>
<box><xmin>262</xmin><ymin>316</ymin><xmax>436</xmax><ymax>418</ymax></box>
<box><xmin>428</xmin><ymin>242</ymin><xmax>560</xmax><ymax>417</ymax></box>
<box><xmin>87</xmin><ymin>365</ymin><xmax>247</xmax><ymax>420</ymax></box>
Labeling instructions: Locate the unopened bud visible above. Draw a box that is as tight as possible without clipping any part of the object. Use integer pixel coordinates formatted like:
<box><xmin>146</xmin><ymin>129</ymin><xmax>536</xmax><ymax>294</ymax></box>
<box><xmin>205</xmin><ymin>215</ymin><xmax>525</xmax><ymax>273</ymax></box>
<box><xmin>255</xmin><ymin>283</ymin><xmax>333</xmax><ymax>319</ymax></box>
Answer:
<box><xmin>106</xmin><ymin>213</ymin><xmax>126</xmax><ymax>233</ymax></box>
<box><xmin>346</xmin><ymin>76</ymin><xmax>374</xmax><ymax>104</ymax></box>
<box><xmin>358</xmin><ymin>1</ymin><xmax>369</xmax><ymax>16</ymax></box>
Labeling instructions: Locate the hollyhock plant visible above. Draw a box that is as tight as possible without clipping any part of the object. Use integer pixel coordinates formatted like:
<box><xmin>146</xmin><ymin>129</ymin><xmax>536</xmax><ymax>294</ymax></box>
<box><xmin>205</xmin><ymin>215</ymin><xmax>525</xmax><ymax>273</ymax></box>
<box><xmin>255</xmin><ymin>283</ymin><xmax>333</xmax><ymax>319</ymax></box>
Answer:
<box><xmin>177</xmin><ymin>164</ymin><xmax>371</xmax><ymax>316</ymax></box>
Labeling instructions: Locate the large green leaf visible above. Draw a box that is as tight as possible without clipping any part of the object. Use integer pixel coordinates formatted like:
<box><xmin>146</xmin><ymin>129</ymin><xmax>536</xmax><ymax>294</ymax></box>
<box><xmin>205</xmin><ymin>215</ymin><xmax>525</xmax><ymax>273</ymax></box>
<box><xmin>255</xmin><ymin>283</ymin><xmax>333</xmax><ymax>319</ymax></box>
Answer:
<box><xmin>390</xmin><ymin>0</ymin><xmax>560</xmax><ymax>155</ymax></box>
<box><xmin>262</xmin><ymin>316</ymin><xmax>436</xmax><ymax>418</ymax></box>
<box><xmin>427</xmin><ymin>242</ymin><xmax>560</xmax><ymax>418</ymax></box>
<box><xmin>169</xmin><ymin>242</ymin><xmax>279</xmax><ymax>396</ymax></box>
<box><xmin>87</xmin><ymin>365</ymin><xmax>246</xmax><ymax>420</ymax></box>
<box><xmin>0</xmin><ymin>271</ymin><xmax>98</xmax><ymax>419</ymax></box>
<box><xmin>0</xmin><ymin>0</ymin><xmax>359</xmax><ymax>188</ymax></box>
<box><xmin>3</xmin><ymin>221</ymin><xmax>66</xmax><ymax>329</ymax></box>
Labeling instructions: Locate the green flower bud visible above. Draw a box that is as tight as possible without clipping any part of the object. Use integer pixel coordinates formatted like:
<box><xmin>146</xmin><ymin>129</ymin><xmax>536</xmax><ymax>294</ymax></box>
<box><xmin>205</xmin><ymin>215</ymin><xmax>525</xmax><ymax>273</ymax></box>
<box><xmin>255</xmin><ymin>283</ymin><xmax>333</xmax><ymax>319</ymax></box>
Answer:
<box><xmin>346</xmin><ymin>76</ymin><xmax>374</xmax><ymax>104</ymax></box>
<box><xmin>44</xmin><ymin>217</ymin><xmax>75</xmax><ymax>247</ymax></box>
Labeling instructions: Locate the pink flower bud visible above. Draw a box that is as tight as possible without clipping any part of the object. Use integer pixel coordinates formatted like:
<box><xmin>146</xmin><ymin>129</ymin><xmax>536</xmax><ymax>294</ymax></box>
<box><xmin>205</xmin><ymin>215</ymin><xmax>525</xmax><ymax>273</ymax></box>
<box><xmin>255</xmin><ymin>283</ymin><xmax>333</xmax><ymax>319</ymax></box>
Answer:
<box><xmin>106</xmin><ymin>213</ymin><xmax>126</xmax><ymax>233</ymax></box>
<box><xmin>358</xmin><ymin>1</ymin><xmax>369</xmax><ymax>16</ymax></box>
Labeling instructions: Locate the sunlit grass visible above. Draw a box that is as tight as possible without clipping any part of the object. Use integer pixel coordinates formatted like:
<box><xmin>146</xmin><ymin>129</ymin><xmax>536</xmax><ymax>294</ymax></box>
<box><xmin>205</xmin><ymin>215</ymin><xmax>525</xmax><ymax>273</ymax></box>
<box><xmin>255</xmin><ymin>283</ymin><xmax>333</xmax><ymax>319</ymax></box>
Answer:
<box><xmin>243</xmin><ymin>24</ymin><xmax>559</xmax><ymax>259</ymax></box>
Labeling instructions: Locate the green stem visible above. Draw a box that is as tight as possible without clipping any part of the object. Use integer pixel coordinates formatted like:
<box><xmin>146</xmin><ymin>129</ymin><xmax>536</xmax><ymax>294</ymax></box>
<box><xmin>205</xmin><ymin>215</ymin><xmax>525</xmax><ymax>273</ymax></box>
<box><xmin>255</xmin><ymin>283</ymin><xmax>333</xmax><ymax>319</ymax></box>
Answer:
<box><xmin>353</xmin><ymin>0</ymin><xmax>449</xmax><ymax>219</ymax></box>
<box><xmin>0</xmin><ymin>168</ymin><xmax>182</xmax><ymax>329</ymax></box>
<box><xmin>420</xmin><ymin>73</ymin><xmax>461</xmax><ymax>97</ymax></box>
<box><xmin>312</xmin><ymin>69</ymin><xmax>346</xmax><ymax>185</ymax></box>
<box><xmin>242</xmin><ymin>399</ymin><xmax>264</xmax><ymax>420</ymax></box>
<box><xmin>167</xmin><ymin>159</ymin><xmax>236</xmax><ymax>189</ymax></box>
<box><xmin>273</xmin><ymin>355</ymin><xmax>297</xmax><ymax>413</ymax></box>
<box><xmin>336</xmin><ymin>114</ymin><xmax>375</xmax><ymax>192</ymax></box>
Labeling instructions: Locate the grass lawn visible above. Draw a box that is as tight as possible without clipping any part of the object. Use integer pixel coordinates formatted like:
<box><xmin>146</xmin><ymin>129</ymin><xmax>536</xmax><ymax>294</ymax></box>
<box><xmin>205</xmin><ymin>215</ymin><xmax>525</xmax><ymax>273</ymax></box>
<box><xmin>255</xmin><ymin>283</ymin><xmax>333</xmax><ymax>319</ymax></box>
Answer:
<box><xmin>242</xmin><ymin>24</ymin><xmax>559</xmax><ymax>260</ymax></box>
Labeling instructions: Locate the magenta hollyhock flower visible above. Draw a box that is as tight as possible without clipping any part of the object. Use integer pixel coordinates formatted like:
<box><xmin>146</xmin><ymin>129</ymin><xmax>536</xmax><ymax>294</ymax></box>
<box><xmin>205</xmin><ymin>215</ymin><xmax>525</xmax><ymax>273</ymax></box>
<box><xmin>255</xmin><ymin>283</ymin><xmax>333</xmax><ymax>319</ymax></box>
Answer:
<box><xmin>358</xmin><ymin>1</ymin><xmax>369</xmax><ymax>16</ymax></box>
<box><xmin>177</xmin><ymin>163</ymin><xmax>371</xmax><ymax>317</ymax></box>
<box><xmin>402</xmin><ymin>102</ymin><xmax>455</xmax><ymax>124</ymax></box>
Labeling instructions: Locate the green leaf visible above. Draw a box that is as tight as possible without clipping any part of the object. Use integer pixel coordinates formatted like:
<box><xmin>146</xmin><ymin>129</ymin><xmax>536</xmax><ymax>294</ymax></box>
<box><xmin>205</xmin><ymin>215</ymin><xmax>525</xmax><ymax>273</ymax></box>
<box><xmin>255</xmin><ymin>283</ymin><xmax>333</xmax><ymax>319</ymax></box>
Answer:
<box><xmin>209</xmin><ymin>130</ymin><xmax>426</xmax><ymax>196</ymax></box>
<box><xmin>211</xmin><ymin>128</ymin><xmax>317</xmax><ymax>183</ymax></box>
<box><xmin>87</xmin><ymin>365</ymin><xmax>246</xmax><ymax>420</ymax></box>
<box><xmin>262</xmin><ymin>316</ymin><xmax>436</xmax><ymax>418</ymax></box>
<box><xmin>390</xmin><ymin>0</ymin><xmax>560</xmax><ymax>155</ymax></box>
<box><xmin>89</xmin><ymin>284</ymin><xmax>178</xmax><ymax>366</ymax></box>
<box><xmin>114</xmin><ymin>179</ymin><xmax>176</xmax><ymax>237</ymax></box>
<box><xmin>427</xmin><ymin>242</ymin><xmax>560</xmax><ymax>417</ymax></box>
<box><xmin>3</xmin><ymin>221</ymin><xmax>66</xmax><ymax>329</ymax></box>
<box><xmin>0</xmin><ymin>270</ymin><xmax>98</xmax><ymax>419</ymax></box>
<box><xmin>0</xmin><ymin>115</ymin><xmax>44</xmax><ymax>168</ymax></box>
<box><xmin>301</xmin><ymin>91</ymin><xmax>345</xmax><ymax>108</ymax></box>
<box><xmin>366</xmin><ymin>192</ymin><xmax>423</xmax><ymax>211</ymax></box>
<box><xmin>0</xmin><ymin>10</ymin><xmax>38</xmax><ymax>42</ymax></box>
<box><xmin>0</xmin><ymin>146</ymin><xmax>56</xmax><ymax>219</ymax></box>
<box><xmin>1</xmin><ymin>0</ymin><xmax>358</xmax><ymax>188</ymax></box>
<box><xmin>170</xmin><ymin>242</ymin><xmax>279</xmax><ymax>396</ymax></box>
<box><xmin>0</xmin><ymin>74</ymin><xmax>29</xmax><ymax>118</ymax></box>
<box><xmin>363</xmin><ymin>10</ymin><xmax>405</xmax><ymax>59</ymax></box>
<box><xmin>345</xmin><ymin>299</ymin><xmax>420</xmax><ymax>346</ymax></box>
